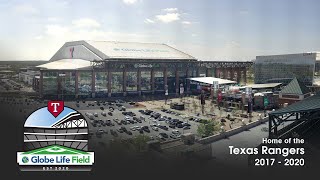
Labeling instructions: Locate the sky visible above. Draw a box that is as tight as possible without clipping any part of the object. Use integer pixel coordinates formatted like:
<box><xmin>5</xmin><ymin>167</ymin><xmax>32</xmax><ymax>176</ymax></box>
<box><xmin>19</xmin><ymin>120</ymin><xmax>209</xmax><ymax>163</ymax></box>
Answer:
<box><xmin>24</xmin><ymin>107</ymin><xmax>76</xmax><ymax>127</ymax></box>
<box><xmin>0</xmin><ymin>0</ymin><xmax>320</xmax><ymax>61</ymax></box>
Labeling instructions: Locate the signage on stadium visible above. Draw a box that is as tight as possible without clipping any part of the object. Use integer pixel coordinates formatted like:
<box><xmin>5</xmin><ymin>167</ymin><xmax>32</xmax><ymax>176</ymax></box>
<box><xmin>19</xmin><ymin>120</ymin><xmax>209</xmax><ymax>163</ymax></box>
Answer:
<box><xmin>17</xmin><ymin>101</ymin><xmax>94</xmax><ymax>171</ymax></box>
<box><xmin>134</xmin><ymin>64</ymin><xmax>153</xmax><ymax>68</ymax></box>
<box><xmin>113</xmin><ymin>48</ymin><xmax>169</xmax><ymax>53</ymax></box>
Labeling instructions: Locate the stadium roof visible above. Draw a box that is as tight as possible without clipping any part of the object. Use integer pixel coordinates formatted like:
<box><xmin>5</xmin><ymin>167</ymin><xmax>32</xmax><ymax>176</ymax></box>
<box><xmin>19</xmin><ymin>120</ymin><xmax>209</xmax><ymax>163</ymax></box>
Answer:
<box><xmin>280</xmin><ymin>78</ymin><xmax>310</xmax><ymax>95</ymax></box>
<box><xmin>37</xmin><ymin>59</ymin><xmax>91</xmax><ymax>70</ymax></box>
<box><xmin>270</xmin><ymin>93</ymin><xmax>320</xmax><ymax>115</ymax></box>
<box><xmin>189</xmin><ymin>77</ymin><xmax>236</xmax><ymax>85</ymax></box>
<box><xmin>240</xmin><ymin>83</ymin><xmax>282</xmax><ymax>89</ymax></box>
<box><xmin>50</xmin><ymin>40</ymin><xmax>196</xmax><ymax>61</ymax></box>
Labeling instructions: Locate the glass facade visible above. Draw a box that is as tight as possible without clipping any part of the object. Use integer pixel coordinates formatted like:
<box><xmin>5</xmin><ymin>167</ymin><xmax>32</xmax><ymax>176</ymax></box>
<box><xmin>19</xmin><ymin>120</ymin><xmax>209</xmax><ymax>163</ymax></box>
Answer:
<box><xmin>141</xmin><ymin>71</ymin><xmax>151</xmax><ymax>91</ymax></box>
<box><xmin>111</xmin><ymin>72</ymin><xmax>123</xmax><ymax>93</ymax></box>
<box><xmin>198</xmin><ymin>68</ymin><xmax>206</xmax><ymax>77</ymax></box>
<box><xmin>255</xmin><ymin>63</ymin><xmax>314</xmax><ymax>86</ymax></box>
<box><xmin>60</xmin><ymin>72</ymin><xmax>75</xmax><ymax>95</ymax></box>
<box><xmin>127</xmin><ymin>71</ymin><xmax>137</xmax><ymax>91</ymax></box>
<box><xmin>178</xmin><ymin>70</ymin><xmax>186</xmax><ymax>92</ymax></box>
<box><xmin>78</xmin><ymin>72</ymin><xmax>92</xmax><ymax>95</ymax></box>
<box><xmin>95</xmin><ymin>72</ymin><xmax>108</xmax><ymax>97</ymax></box>
<box><xmin>188</xmin><ymin>69</ymin><xmax>197</xmax><ymax>77</ymax></box>
<box><xmin>43</xmin><ymin>72</ymin><xmax>58</xmax><ymax>95</ymax></box>
<box><xmin>167</xmin><ymin>69</ymin><xmax>176</xmax><ymax>93</ymax></box>
<box><xmin>154</xmin><ymin>71</ymin><xmax>164</xmax><ymax>91</ymax></box>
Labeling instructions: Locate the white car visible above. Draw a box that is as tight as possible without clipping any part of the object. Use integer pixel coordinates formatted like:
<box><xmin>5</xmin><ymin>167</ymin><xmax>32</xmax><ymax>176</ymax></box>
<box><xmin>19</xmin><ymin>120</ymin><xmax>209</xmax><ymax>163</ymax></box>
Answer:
<box><xmin>172</xmin><ymin>130</ymin><xmax>180</xmax><ymax>134</ymax></box>
<box><xmin>151</xmin><ymin>126</ymin><xmax>159</xmax><ymax>131</ymax></box>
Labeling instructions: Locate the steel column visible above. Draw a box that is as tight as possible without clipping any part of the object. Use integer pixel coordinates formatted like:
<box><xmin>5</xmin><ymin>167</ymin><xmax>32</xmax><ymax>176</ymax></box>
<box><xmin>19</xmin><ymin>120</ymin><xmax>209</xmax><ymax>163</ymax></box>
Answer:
<box><xmin>151</xmin><ymin>69</ymin><xmax>155</xmax><ymax>94</ymax></box>
<box><xmin>123</xmin><ymin>69</ymin><xmax>127</xmax><ymax>96</ymax></box>
<box><xmin>91</xmin><ymin>71</ymin><xmax>95</xmax><ymax>98</ymax></box>
<box><xmin>75</xmin><ymin>71</ymin><xmax>79</xmax><ymax>98</ymax></box>
<box><xmin>39</xmin><ymin>71</ymin><xmax>43</xmax><ymax>97</ymax></box>
<box><xmin>107</xmin><ymin>70</ymin><xmax>111</xmax><ymax>97</ymax></box>
<box><xmin>137</xmin><ymin>69</ymin><xmax>141</xmax><ymax>96</ymax></box>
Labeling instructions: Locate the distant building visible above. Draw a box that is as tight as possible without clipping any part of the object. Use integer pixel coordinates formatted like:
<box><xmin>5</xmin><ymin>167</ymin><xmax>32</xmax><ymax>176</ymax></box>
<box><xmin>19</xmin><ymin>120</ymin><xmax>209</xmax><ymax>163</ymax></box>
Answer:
<box><xmin>278</xmin><ymin>78</ymin><xmax>311</xmax><ymax>106</ymax></box>
<box><xmin>254</xmin><ymin>52</ymin><xmax>320</xmax><ymax>86</ymax></box>
<box><xmin>19</xmin><ymin>70</ymin><xmax>39</xmax><ymax>86</ymax></box>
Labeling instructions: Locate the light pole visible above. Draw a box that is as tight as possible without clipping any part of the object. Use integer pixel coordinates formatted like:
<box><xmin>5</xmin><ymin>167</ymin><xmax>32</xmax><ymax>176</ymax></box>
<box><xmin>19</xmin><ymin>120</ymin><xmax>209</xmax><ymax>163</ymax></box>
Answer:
<box><xmin>165</xmin><ymin>84</ymin><xmax>168</xmax><ymax>105</ymax></box>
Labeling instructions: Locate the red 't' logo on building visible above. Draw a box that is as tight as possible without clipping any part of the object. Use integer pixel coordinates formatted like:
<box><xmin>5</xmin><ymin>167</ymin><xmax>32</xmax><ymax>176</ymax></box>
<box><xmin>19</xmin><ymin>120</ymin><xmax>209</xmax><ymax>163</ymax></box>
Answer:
<box><xmin>47</xmin><ymin>101</ymin><xmax>64</xmax><ymax>117</ymax></box>
<box><xmin>70</xmin><ymin>47</ymin><xmax>74</xmax><ymax>58</ymax></box>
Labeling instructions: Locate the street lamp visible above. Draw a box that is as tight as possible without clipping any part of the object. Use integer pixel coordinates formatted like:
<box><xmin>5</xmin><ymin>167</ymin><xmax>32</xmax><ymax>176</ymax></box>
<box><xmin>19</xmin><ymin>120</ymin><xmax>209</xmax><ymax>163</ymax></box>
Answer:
<box><xmin>165</xmin><ymin>84</ymin><xmax>168</xmax><ymax>105</ymax></box>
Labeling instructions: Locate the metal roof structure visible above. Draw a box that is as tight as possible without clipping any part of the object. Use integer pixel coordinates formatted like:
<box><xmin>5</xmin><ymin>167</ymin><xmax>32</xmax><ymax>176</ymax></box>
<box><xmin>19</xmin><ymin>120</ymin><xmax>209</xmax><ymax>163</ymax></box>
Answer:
<box><xmin>240</xmin><ymin>83</ymin><xmax>282</xmax><ymax>89</ymax></box>
<box><xmin>50</xmin><ymin>40</ymin><xmax>196</xmax><ymax>62</ymax></box>
<box><xmin>270</xmin><ymin>93</ymin><xmax>320</xmax><ymax>115</ymax></box>
<box><xmin>280</xmin><ymin>77</ymin><xmax>310</xmax><ymax>95</ymax></box>
<box><xmin>37</xmin><ymin>59</ymin><xmax>92</xmax><ymax>70</ymax></box>
<box><xmin>268</xmin><ymin>92</ymin><xmax>320</xmax><ymax>138</ymax></box>
<box><xmin>188</xmin><ymin>77</ymin><xmax>236</xmax><ymax>85</ymax></box>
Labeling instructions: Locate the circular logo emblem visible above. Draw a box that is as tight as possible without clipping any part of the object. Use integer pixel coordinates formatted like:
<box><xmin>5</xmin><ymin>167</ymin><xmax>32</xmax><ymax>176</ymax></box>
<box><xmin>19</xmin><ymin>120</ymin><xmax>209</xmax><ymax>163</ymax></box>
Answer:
<box><xmin>22</xmin><ymin>156</ymin><xmax>29</xmax><ymax>163</ymax></box>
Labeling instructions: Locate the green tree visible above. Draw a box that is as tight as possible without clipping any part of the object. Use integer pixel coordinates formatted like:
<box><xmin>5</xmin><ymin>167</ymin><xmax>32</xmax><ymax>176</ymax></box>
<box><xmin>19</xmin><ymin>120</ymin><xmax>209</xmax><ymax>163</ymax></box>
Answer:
<box><xmin>197</xmin><ymin>121</ymin><xmax>218</xmax><ymax>137</ymax></box>
<box><xmin>132</xmin><ymin>134</ymin><xmax>150</xmax><ymax>152</ymax></box>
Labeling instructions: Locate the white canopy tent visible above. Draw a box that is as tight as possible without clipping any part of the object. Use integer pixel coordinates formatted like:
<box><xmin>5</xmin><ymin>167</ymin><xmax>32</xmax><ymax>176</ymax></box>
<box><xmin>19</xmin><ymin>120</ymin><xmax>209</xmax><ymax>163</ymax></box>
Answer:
<box><xmin>37</xmin><ymin>59</ymin><xmax>92</xmax><ymax>70</ymax></box>
<box><xmin>189</xmin><ymin>77</ymin><xmax>237</xmax><ymax>85</ymax></box>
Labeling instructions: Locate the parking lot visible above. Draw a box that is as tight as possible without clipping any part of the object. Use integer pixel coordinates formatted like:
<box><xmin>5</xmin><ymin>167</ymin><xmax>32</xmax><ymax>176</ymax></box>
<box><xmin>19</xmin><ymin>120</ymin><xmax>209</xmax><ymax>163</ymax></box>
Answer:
<box><xmin>68</xmin><ymin>100</ymin><xmax>201</xmax><ymax>146</ymax></box>
<box><xmin>1</xmin><ymin>96</ymin><xmax>265</xmax><ymax>149</ymax></box>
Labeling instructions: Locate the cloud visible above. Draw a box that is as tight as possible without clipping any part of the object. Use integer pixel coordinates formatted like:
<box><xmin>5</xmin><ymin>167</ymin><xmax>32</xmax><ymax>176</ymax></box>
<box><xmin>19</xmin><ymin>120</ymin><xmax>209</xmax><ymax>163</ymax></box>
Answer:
<box><xmin>123</xmin><ymin>0</ymin><xmax>138</xmax><ymax>5</ymax></box>
<box><xmin>13</xmin><ymin>4</ymin><xmax>38</xmax><ymax>14</ymax></box>
<box><xmin>156</xmin><ymin>13</ymin><xmax>180</xmax><ymax>23</ymax></box>
<box><xmin>34</xmin><ymin>35</ymin><xmax>43</xmax><ymax>40</ymax></box>
<box><xmin>226</xmin><ymin>41</ymin><xmax>241</xmax><ymax>48</ymax></box>
<box><xmin>45</xmin><ymin>25</ymin><xmax>69</xmax><ymax>36</ymax></box>
<box><xmin>144</xmin><ymin>18</ymin><xmax>155</xmax><ymax>24</ymax></box>
<box><xmin>47</xmin><ymin>17</ymin><xmax>60</xmax><ymax>22</ymax></box>
<box><xmin>239</xmin><ymin>10</ymin><xmax>249</xmax><ymax>15</ymax></box>
<box><xmin>72</xmin><ymin>18</ymin><xmax>101</xmax><ymax>28</ymax></box>
<box><xmin>163</xmin><ymin>8</ymin><xmax>178</xmax><ymax>12</ymax></box>
<box><xmin>181</xmin><ymin>21</ymin><xmax>191</xmax><ymax>25</ymax></box>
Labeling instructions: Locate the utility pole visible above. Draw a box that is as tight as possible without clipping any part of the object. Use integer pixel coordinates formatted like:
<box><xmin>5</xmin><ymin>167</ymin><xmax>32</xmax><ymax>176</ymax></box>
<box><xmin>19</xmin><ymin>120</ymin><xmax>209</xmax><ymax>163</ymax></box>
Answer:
<box><xmin>165</xmin><ymin>84</ymin><xmax>168</xmax><ymax>105</ymax></box>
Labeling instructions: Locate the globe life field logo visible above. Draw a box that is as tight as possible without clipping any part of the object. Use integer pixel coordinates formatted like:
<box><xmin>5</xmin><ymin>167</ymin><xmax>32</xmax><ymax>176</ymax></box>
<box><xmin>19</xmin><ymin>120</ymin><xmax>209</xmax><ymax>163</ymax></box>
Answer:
<box><xmin>17</xmin><ymin>101</ymin><xmax>94</xmax><ymax>171</ymax></box>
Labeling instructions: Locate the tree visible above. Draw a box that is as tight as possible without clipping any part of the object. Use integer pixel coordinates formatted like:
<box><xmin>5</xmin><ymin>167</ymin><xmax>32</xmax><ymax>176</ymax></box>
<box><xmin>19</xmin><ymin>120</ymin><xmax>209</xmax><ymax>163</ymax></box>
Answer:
<box><xmin>197</xmin><ymin>120</ymin><xmax>218</xmax><ymax>137</ymax></box>
<box><xmin>132</xmin><ymin>134</ymin><xmax>150</xmax><ymax>152</ymax></box>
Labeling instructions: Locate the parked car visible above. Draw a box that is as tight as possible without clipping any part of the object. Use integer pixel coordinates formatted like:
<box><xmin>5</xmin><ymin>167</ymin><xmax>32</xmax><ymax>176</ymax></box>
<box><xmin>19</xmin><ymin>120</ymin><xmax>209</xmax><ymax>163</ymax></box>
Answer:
<box><xmin>170</xmin><ymin>134</ymin><xmax>178</xmax><ymax>139</ymax></box>
<box><xmin>159</xmin><ymin>132</ymin><xmax>168</xmax><ymax>138</ymax></box>
<box><xmin>101</xmin><ymin>112</ymin><xmax>107</xmax><ymax>116</ymax></box>
<box><xmin>117</xmin><ymin>128</ymin><xmax>124</xmax><ymax>133</ymax></box>
<box><xmin>172</xmin><ymin>130</ymin><xmax>180</xmax><ymax>134</ymax></box>
<box><xmin>183</xmin><ymin>126</ymin><xmax>191</xmax><ymax>130</ymax></box>
<box><xmin>159</xmin><ymin>125</ymin><xmax>168</xmax><ymax>131</ymax></box>
<box><xmin>176</xmin><ymin>123</ymin><xmax>184</xmax><ymax>128</ymax></box>
<box><xmin>151</xmin><ymin>126</ymin><xmax>159</xmax><ymax>131</ymax></box>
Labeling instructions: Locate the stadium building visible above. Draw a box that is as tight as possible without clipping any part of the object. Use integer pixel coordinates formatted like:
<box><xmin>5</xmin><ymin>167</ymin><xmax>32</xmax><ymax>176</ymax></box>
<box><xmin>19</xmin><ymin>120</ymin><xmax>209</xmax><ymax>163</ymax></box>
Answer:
<box><xmin>37</xmin><ymin>40</ymin><xmax>252</xmax><ymax>99</ymax></box>
<box><xmin>254</xmin><ymin>52</ymin><xmax>320</xmax><ymax>86</ymax></box>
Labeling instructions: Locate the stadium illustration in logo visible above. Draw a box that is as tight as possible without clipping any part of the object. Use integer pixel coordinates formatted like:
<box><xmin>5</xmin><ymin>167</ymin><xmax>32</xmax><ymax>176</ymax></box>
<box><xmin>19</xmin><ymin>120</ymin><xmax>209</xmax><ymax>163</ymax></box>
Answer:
<box><xmin>17</xmin><ymin>101</ymin><xmax>94</xmax><ymax>171</ymax></box>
